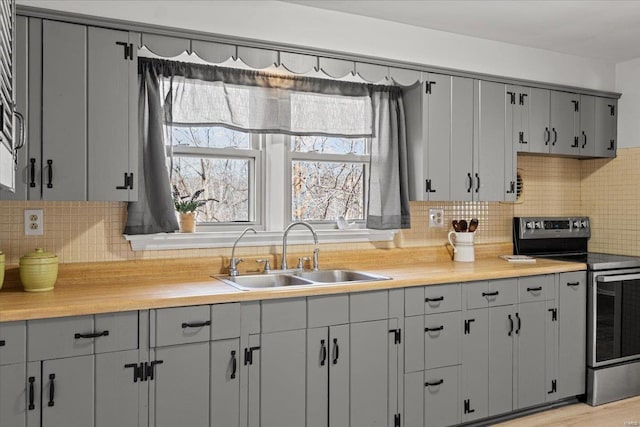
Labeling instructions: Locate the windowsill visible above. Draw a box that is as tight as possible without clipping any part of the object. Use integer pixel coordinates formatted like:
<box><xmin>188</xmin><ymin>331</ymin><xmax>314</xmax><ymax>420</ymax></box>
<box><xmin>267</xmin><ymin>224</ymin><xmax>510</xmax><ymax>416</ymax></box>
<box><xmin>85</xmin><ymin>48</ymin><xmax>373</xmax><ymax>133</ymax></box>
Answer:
<box><xmin>124</xmin><ymin>228</ymin><xmax>397</xmax><ymax>251</ymax></box>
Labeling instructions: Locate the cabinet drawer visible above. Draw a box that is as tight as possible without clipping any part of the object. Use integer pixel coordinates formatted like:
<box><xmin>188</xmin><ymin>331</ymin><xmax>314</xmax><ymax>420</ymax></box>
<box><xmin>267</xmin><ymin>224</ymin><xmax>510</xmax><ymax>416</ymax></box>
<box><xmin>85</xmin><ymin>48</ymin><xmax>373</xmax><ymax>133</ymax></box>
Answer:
<box><xmin>154</xmin><ymin>305</ymin><xmax>211</xmax><ymax>347</ymax></box>
<box><xmin>28</xmin><ymin>315</ymin><xmax>94</xmax><ymax>361</ymax></box>
<box><xmin>424</xmin><ymin>366</ymin><xmax>461</xmax><ymax>427</ymax></box>
<box><xmin>405</xmin><ymin>284</ymin><xmax>461</xmax><ymax>316</ymax></box>
<box><xmin>350</xmin><ymin>290</ymin><xmax>388</xmax><ymax>322</ymax></box>
<box><xmin>262</xmin><ymin>297</ymin><xmax>306</xmax><ymax>333</ymax></box>
<box><xmin>307</xmin><ymin>294</ymin><xmax>348</xmax><ymax>328</ymax></box>
<box><xmin>0</xmin><ymin>321</ymin><xmax>26</xmax><ymax>365</ymax></box>
<box><xmin>519</xmin><ymin>275</ymin><xmax>555</xmax><ymax>302</ymax></box>
<box><xmin>425</xmin><ymin>311</ymin><xmax>461</xmax><ymax>369</ymax></box>
<box><xmin>94</xmin><ymin>311</ymin><xmax>138</xmax><ymax>353</ymax></box>
<box><xmin>465</xmin><ymin>279</ymin><xmax>517</xmax><ymax>309</ymax></box>
<box><xmin>211</xmin><ymin>303</ymin><xmax>241</xmax><ymax>340</ymax></box>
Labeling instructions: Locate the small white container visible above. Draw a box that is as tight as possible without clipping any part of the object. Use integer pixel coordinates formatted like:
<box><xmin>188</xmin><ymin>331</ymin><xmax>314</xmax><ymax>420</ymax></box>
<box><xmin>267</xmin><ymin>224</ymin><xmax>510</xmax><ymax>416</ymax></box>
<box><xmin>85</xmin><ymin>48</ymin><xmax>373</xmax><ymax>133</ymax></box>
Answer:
<box><xmin>448</xmin><ymin>231</ymin><xmax>475</xmax><ymax>262</ymax></box>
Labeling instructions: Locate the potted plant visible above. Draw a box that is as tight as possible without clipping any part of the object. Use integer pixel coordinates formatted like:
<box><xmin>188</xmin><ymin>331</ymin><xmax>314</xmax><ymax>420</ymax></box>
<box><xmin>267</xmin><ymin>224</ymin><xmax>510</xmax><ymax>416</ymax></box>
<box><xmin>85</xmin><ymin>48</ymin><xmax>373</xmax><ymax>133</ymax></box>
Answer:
<box><xmin>172</xmin><ymin>186</ymin><xmax>216</xmax><ymax>233</ymax></box>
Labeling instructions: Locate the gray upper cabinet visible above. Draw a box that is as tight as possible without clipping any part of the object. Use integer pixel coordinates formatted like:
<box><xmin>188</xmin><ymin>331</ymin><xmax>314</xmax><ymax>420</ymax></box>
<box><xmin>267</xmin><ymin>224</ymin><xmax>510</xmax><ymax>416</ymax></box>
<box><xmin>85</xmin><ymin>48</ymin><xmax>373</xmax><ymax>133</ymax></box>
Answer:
<box><xmin>41</xmin><ymin>19</ymin><xmax>87</xmax><ymax>200</ymax></box>
<box><xmin>509</xmin><ymin>85</ymin><xmax>531</xmax><ymax>154</ymax></box>
<box><xmin>594</xmin><ymin>97</ymin><xmax>617</xmax><ymax>157</ymax></box>
<box><xmin>449</xmin><ymin>77</ymin><xmax>475</xmax><ymax>202</ymax></box>
<box><xmin>0</xmin><ymin>0</ymin><xmax>15</xmax><ymax>192</ymax></box>
<box><xmin>528</xmin><ymin>87</ymin><xmax>551</xmax><ymax>153</ymax></box>
<box><xmin>550</xmin><ymin>91</ymin><xmax>580</xmax><ymax>156</ymax></box>
<box><xmin>87</xmin><ymin>27</ymin><xmax>138</xmax><ymax>201</ymax></box>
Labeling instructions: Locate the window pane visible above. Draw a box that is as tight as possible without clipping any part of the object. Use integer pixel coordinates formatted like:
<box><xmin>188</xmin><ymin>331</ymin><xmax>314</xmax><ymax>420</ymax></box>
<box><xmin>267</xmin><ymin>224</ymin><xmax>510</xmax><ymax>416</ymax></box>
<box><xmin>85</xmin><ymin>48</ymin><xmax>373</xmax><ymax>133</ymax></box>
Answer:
<box><xmin>292</xmin><ymin>160</ymin><xmax>365</xmax><ymax>221</ymax></box>
<box><xmin>291</xmin><ymin>135</ymin><xmax>366</xmax><ymax>155</ymax></box>
<box><xmin>170</xmin><ymin>126</ymin><xmax>252</xmax><ymax>149</ymax></box>
<box><xmin>171</xmin><ymin>156</ymin><xmax>250</xmax><ymax>223</ymax></box>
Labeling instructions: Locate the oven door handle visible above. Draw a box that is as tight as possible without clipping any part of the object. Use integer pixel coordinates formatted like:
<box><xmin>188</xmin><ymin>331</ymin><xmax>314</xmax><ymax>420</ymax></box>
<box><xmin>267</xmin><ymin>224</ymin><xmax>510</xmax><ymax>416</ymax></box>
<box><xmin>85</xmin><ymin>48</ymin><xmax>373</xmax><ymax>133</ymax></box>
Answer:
<box><xmin>596</xmin><ymin>273</ymin><xmax>640</xmax><ymax>283</ymax></box>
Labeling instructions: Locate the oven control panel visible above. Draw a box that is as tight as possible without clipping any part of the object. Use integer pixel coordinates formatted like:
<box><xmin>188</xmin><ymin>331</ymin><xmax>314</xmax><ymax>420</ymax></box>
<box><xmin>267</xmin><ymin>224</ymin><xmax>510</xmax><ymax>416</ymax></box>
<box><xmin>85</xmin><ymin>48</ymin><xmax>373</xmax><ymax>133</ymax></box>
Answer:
<box><xmin>515</xmin><ymin>217</ymin><xmax>591</xmax><ymax>239</ymax></box>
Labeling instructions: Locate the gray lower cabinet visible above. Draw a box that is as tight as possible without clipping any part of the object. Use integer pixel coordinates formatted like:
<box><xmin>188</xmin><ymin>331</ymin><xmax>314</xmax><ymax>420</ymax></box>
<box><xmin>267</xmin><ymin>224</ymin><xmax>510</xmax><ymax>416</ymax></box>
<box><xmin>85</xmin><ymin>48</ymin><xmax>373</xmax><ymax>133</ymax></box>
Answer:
<box><xmin>404</xmin><ymin>366</ymin><xmax>460</xmax><ymax>427</ymax></box>
<box><xmin>557</xmin><ymin>272</ymin><xmax>587</xmax><ymax>399</ymax></box>
<box><xmin>95</xmin><ymin>350</ymin><xmax>142</xmax><ymax>427</ymax></box>
<box><xmin>515</xmin><ymin>300</ymin><xmax>549</xmax><ymax>409</ymax></box>
<box><xmin>0</xmin><ymin>363</ymin><xmax>26</xmax><ymax>427</ymax></box>
<box><xmin>461</xmin><ymin>307</ymin><xmax>489</xmax><ymax>422</ymax></box>
<box><xmin>211</xmin><ymin>338</ymin><xmax>241</xmax><ymax>427</ymax></box>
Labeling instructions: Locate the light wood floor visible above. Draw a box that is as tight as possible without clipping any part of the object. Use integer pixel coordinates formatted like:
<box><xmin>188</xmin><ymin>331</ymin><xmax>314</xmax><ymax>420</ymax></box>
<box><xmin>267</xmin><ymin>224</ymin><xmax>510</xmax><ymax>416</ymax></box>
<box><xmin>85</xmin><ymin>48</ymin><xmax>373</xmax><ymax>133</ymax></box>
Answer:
<box><xmin>494</xmin><ymin>396</ymin><xmax>640</xmax><ymax>427</ymax></box>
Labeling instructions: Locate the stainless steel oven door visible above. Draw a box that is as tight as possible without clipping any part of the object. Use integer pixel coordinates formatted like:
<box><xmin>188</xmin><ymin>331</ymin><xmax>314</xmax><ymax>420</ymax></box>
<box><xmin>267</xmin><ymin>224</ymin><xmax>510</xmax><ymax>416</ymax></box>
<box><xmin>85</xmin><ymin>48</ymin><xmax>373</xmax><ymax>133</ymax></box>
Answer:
<box><xmin>588</xmin><ymin>268</ymin><xmax>640</xmax><ymax>368</ymax></box>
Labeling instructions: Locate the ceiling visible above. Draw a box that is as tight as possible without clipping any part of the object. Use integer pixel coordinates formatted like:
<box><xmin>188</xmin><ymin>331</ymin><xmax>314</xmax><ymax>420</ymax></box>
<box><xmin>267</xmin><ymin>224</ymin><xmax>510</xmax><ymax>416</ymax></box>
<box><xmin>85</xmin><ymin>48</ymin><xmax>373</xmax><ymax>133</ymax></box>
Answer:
<box><xmin>281</xmin><ymin>1</ymin><xmax>640</xmax><ymax>63</ymax></box>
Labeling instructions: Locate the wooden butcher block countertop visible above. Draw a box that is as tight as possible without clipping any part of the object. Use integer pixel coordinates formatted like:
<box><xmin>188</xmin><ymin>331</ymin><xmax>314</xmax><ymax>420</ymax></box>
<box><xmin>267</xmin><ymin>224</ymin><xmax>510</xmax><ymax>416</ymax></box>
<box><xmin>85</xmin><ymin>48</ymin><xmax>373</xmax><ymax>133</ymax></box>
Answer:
<box><xmin>0</xmin><ymin>245</ymin><xmax>585</xmax><ymax>322</ymax></box>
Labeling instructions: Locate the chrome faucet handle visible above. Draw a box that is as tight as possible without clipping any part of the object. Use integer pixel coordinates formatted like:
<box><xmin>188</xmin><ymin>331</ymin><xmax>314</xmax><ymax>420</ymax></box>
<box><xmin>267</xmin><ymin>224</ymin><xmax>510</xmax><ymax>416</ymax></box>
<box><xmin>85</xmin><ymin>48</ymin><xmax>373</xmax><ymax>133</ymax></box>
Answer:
<box><xmin>297</xmin><ymin>257</ymin><xmax>311</xmax><ymax>269</ymax></box>
<box><xmin>312</xmin><ymin>248</ymin><xmax>320</xmax><ymax>271</ymax></box>
<box><xmin>256</xmin><ymin>259</ymin><xmax>271</xmax><ymax>273</ymax></box>
<box><xmin>228</xmin><ymin>258</ymin><xmax>244</xmax><ymax>277</ymax></box>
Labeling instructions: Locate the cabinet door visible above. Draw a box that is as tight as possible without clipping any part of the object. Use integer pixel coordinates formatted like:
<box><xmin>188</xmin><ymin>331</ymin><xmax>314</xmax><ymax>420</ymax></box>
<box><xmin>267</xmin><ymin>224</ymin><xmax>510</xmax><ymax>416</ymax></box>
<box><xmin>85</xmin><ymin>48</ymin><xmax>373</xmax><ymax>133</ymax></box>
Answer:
<box><xmin>449</xmin><ymin>76</ymin><xmax>474</xmax><ymax>202</ymax></box>
<box><xmin>579</xmin><ymin>95</ymin><xmax>596</xmax><ymax>157</ymax></box>
<box><xmin>87</xmin><ymin>27</ymin><xmax>137</xmax><ymax>201</ymax></box>
<box><xmin>488</xmin><ymin>305</ymin><xmax>514</xmax><ymax>417</ymax></box>
<box><xmin>425</xmin><ymin>311</ymin><xmax>461</xmax><ymax>370</ymax></box>
<box><xmin>425</xmin><ymin>73</ymin><xmax>452</xmax><ymax>201</ymax></box>
<box><xmin>0</xmin><ymin>363</ymin><xmax>26</xmax><ymax>427</ymax></box>
<box><xmin>424</xmin><ymin>366</ymin><xmax>461</xmax><ymax>427</ymax></box>
<box><xmin>516</xmin><ymin>301</ymin><xmax>547</xmax><ymax>409</ymax></box>
<box><xmin>475</xmin><ymin>80</ymin><xmax>508</xmax><ymax>201</ymax></box>
<box><xmin>95</xmin><ymin>349</ymin><xmax>140</xmax><ymax>427</ymax></box>
<box><xmin>42</xmin><ymin>355</ymin><xmax>94</xmax><ymax>427</ymax></box>
<box><xmin>41</xmin><ymin>20</ymin><xmax>87</xmax><ymax>200</ymax></box>
<box><xmin>211</xmin><ymin>338</ymin><xmax>240</xmax><ymax>427</ymax></box>
<box><xmin>0</xmin><ymin>0</ymin><xmax>13</xmax><ymax>192</ymax></box>
<box><xmin>461</xmin><ymin>308</ymin><xmax>488</xmax><ymax>422</ymax></box>
<box><xmin>545</xmin><ymin>299</ymin><xmax>558</xmax><ymax>403</ymax></box>
<box><xmin>306</xmin><ymin>327</ymin><xmax>329</xmax><ymax>427</ymax></box>
<box><xmin>528</xmin><ymin>88</ymin><xmax>551</xmax><ymax>153</ymax></box>
<box><xmin>329</xmin><ymin>324</ymin><xmax>350</xmax><ymax>427</ymax></box>
<box><xmin>350</xmin><ymin>319</ymin><xmax>388</xmax><ymax>427</ymax></box>
<box><xmin>153</xmin><ymin>342</ymin><xmax>210</xmax><ymax>427</ymax></box>
<box><xmin>594</xmin><ymin>97</ymin><xmax>617</xmax><ymax>157</ymax></box>
<box><xmin>550</xmin><ymin>91</ymin><xmax>579</xmax><ymax>156</ymax></box>
<box><xmin>260</xmin><ymin>329</ymin><xmax>306</xmax><ymax>427</ymax></box>
<box><xmin>557</xmin><ymin>272</ymin><xmax>587</xmax><ymax>399</ymax></box>
<box><xmin>512</xmin><ymin>86</ymin><xmax>531</xmax><ymax>153</ymax></box>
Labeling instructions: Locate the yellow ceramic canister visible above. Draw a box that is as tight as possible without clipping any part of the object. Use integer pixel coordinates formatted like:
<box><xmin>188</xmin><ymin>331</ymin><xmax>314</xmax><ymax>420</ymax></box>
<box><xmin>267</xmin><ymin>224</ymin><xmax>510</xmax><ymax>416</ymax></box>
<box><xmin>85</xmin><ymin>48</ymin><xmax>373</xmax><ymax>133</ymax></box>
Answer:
<box><xmin>19</xmin><ymin>248</ymin><xmax>58</xmax><ymax>292</ymax></box>
<box><xmin>0</xmin><ymin>251</ymin><xmax>5</xmax><ymax>290</ymax></box>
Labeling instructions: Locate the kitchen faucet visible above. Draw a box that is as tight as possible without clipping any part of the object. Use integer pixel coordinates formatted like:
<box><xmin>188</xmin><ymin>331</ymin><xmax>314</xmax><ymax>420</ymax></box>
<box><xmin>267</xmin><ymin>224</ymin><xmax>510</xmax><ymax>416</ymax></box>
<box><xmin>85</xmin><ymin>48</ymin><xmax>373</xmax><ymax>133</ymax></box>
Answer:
<box><xmin>281</xmin><ymin>221</ymin><xmax>319</xmax><ymax>270</ymax></box>
<box><xmin>228</xmin><ymin>227</ymin><xmax>257</xmax><ymax>276</ymax></box>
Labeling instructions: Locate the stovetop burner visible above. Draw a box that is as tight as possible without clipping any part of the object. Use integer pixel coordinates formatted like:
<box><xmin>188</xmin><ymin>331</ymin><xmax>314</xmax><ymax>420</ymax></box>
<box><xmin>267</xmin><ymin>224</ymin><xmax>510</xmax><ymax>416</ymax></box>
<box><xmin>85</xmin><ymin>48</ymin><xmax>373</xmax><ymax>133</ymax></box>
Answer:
<box><xmin>547</xmin><ymin>252</ymin><xmax>640</xmax><ymax>271</ymax></box>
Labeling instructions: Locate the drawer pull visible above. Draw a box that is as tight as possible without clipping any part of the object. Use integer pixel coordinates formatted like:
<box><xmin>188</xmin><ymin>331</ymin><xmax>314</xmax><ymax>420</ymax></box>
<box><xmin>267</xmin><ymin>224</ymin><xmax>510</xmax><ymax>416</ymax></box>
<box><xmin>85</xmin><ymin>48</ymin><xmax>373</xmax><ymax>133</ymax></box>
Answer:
<box><xmin>75</xmin><ymin>330</ymin><xmax>109</xmax><ymax>339</ymax></box>
<box><xmin>425</xmin><ymin>379</ymin><xmax>444</xmax><ymax>387</ymax></box>
<box><xmin>567</xmin><ymin>281</ymin><xmax>580</xmax><ymax>287</ymax></box>
<box><xmin>482</xmin><ymin>291</ymin><xmax>499</xmax><ymax>297</ymax></box>
<box><xmin>181</xmin><ymin>320</ymin><xmax>211</xmax><ymax>329</ymax></box>
<box><xmin>425</xmin><ymin>326</ymin><xmax>444</xmax><ymax>332</ymax></box>
<box><xmin>425</xmin><ymin>296</ymin><xmax>444</xmax><ymax>302</ymax></box>
<box><xmin>48</xmin><ymin>374</ymin><xmax>55</xmax><ymax>407</ymax></box>
<box><xmin>230</xmin><ymin>350</ymin><xmax>237</xmax><ymax>379</ymax></box>
<box><xmin>332</xmin><ymin>338</ymin><xmax>339</xmax><ymax>365</ymax></box>
<box><xmin>527</xmin><ymin>286</ymin><xmax>543</xmax><ymax>292</ymax></box>
<box><xmin>0</xmin><ymin>339</ymin><xmax>5</xmax><ymax>347</ymax></box>
<box><xmin>28</xmin><ymin>377</ymin><xmax>35</xmax><ymax>410</ymax></box>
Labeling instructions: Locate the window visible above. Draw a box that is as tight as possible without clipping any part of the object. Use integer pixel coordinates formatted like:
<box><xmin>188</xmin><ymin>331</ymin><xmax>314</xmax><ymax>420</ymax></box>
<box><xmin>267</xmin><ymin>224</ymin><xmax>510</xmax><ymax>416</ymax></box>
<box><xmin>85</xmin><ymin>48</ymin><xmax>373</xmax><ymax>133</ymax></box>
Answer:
<box><xmin>168</xmin><ymin>126</ymin><xmax>261</xmax><ymax>225</ymax></box>
<box><xmin>290</xmin><ymin>136</ymin><xmax>368</xmax><ymax>223</ymax></box>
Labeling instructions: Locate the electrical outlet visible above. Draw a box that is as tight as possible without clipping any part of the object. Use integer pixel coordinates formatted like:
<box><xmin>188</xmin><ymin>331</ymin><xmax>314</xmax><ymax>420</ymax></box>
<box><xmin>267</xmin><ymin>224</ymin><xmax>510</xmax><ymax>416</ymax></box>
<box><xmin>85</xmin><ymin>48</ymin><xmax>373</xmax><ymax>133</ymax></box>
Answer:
<box><xmin>24</xmin><ymin>209</ymin><xmax>43</xmax><ymax>236</ymax></box>
<box><xmin>429</xmin><ymin>208</ymin><xmax>444</xmax><ymax>228</ymax></box>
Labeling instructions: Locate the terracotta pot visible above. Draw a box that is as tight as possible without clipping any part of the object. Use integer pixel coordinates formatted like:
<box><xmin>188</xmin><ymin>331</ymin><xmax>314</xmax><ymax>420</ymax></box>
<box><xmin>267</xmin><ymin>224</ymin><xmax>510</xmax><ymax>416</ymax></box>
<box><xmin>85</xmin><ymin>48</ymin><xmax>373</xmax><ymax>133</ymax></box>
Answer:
<box><xmin>19</xmin><ymin>248</ymin><xmax>58</xmax><ymax>292</ymax></box>
<box><xmin>179</xmin><ymin>212</ymin><xmax>196</xmax><ymax>233</ymax></box>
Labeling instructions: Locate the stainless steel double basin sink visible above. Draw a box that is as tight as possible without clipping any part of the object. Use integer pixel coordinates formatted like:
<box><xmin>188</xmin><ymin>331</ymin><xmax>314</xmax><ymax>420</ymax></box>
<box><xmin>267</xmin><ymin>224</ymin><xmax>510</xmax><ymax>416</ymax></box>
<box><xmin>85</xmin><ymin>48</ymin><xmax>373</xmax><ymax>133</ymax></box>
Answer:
<box><xmin>217</xmin><ymin>269</ymin><xmax>391</xmax><ymax>291</ymax></box>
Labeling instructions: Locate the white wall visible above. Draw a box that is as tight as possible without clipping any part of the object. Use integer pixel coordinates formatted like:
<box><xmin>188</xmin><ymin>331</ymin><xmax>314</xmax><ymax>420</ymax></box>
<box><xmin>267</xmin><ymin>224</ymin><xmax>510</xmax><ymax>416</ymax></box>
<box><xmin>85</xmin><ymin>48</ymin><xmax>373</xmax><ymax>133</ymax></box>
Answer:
<box><xmin>18</xmin><ymin>0</ymin><xmax>616</xmax><ymax>91</ymax></box>
<box><xmin>615</xmin><ymin>57</ymin><xmax>640</xmax><ymax>148</ymax></box>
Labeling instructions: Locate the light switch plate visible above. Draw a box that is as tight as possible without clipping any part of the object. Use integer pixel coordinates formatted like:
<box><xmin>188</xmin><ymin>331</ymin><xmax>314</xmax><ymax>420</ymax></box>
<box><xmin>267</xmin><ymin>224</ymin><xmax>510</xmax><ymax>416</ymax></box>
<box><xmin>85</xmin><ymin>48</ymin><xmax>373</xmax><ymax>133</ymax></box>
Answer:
<box><xmin>24</xmin><ymin>209</ymin><xmax>43</xmax><ymax>236</ymax></box>
<box><xmin>429</xmin><ymin>208</ymin><xmax>444</xmax><ymax>228</ymax></box>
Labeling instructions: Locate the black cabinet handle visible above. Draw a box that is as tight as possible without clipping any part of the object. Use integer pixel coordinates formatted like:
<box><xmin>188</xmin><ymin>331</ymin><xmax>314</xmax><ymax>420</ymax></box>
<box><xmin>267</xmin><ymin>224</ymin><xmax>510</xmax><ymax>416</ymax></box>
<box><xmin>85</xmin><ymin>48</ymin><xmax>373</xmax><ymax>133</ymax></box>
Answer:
<box><xmin>28</xmin><ymin>377</ymin><xmax>35</xmax><ymax>410</ymax></box>
<box><xmin>181</xmin><ymin>320</ymin><xmax>211</xmax><ymax>328</ymax></box>
<box><xmin>464</xmin><ymin>318</ymin><xmax>475</xmax><ymax>334</ymax></box>
<box><xmin>482</xmin><ymin>291</ymin><xmax>499</xmax><ymax>297</ymax></box>
<box><xmin>147</xmin><ymin>360</ymin><xmax>163</xmax><ymax>381</ymax></box>
<box><xmin>582</xmin><ymin>131</ymin><xmax>587</xmax><ymax>149</ymax></box>
<box><xmin>75</xmin><ymin>330</ymin><xmax>109</xmax><ymax>339</ymax></box>
<box><xmin>230</xmin><ymin>350</ymin><xmax>237</xmax><ymax>379</ymax></box>
<box><xmin>320</xmin><ymin>339</ymin><xmax>327</xmax><ymax>366</ymax></box>
<box><xmin>467</xmin><ymin>173</ymin><xmax>473</xmax><ymax>193</ymax></box>
<box><xmin>425</xmin><ymin>325</ymin><xmax>444</xmax><ymax>332</ymax></box>
<box><xmin>425</xmin><ymin>379</ymin><xmax>444</xmax><ymax>387</ymax></box>
<box><xmin>515</xmin><ymin>313</ymin><xmax>521</xmax><ymax>335</ymax></box>
<box><xmin>0</xmin><ymin>339</ymin><xmax>4</xmax><ymax>347</ymax></box>
<box><xmin>507</xmin><ymin>91</ymin><xmax>516</xmax><ymax>104</ymax></box>
<box><xmin>548</xmin><ymin>379</ymin><xmax>557</xmax><ymax>394</ymax></box>
<box><xmin>567</xmin><ymin>281</ymin><xmax>580</xmax><ymax>287</ymax></box>
<box><xmin>426</xmin><ymin>179</ymin><xmax>436</xmax><ymax>193</ymax></box>
<box><xmin>29</xmin><ymin>158</ymin><xmax>36</xmax><ymax>188</ymax></box>
<box><xmin>551</xmin><ymin>128</ymin><xmax>558</xmax><ymax>146</ymax></box>
<box><xmin>116</xmin><ymin>172</ymin><xmax>129</xmax><ymax>190</ymax></box>
<box><xmin>47</xmin><ymin>374</ymin><xmax>55</xmax><ymax>407</ymax></box>
<box><xmin>526</xmin><ymin>286</ymin><xmax>542</xmax><ymax>292</ymax></box>
<box><xmin>544</xmin><ymin>127</ymin><xmax>550</xmax><ymax>145</ymax></box>
<box><xmin>124</xmin><ymin>363</ymin><xmax>141</xmax><ymax>383</ymax></box>
<box><xmin>508</xmin><ymin>314</ymin><xmax>513</xmax><ymax>336</ymax></box>
<box><xmin>519</xmin><ymin>93</ymin><xmax>528</xmax><ymax>105</ymax></box>
<box><xmin>519</xmin><ymin>131</ymin><xmax>528</xmax><ymax>144</ymax></box>
<box><xmin>464</xmin><ymin>399</ymin><xmax>475</xmax><ymax>414</ymax></box>
<box><xmin>548</xmin><ymin>308</ymin><xmax>558</xmax><ymax>321</ymax></box>
<box><xmin>46</xmin><ymin>160</ymin><xmax>53</xmax><ymax>188</ymax></box>
<box><xmin>332</xmin><ymin>338</ymin><xmax>339</xmax><ymax>365</ymax></box>
<box><xmin>572</xmin><ymin>136</ymin><xmax>579</xmax><ymax>148</ymax></box>
<box><xmin>608</xmin><ymin>104</ymin><xmax>615</xmax><ymax>116</ymax></box>
<box><xmin>425</xmin><ymin>296</ymin><xmax>444</xmax><ymax>302</ymax></box>
<box><xmin>608</xmin><ymin>139</ymin><xmax>615</xmax><ymax>151</ymax></box>
<box><xmin>475</xmin><ymin>173</ymin><xmax>480</xmax><ymax>193</ymax></box>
